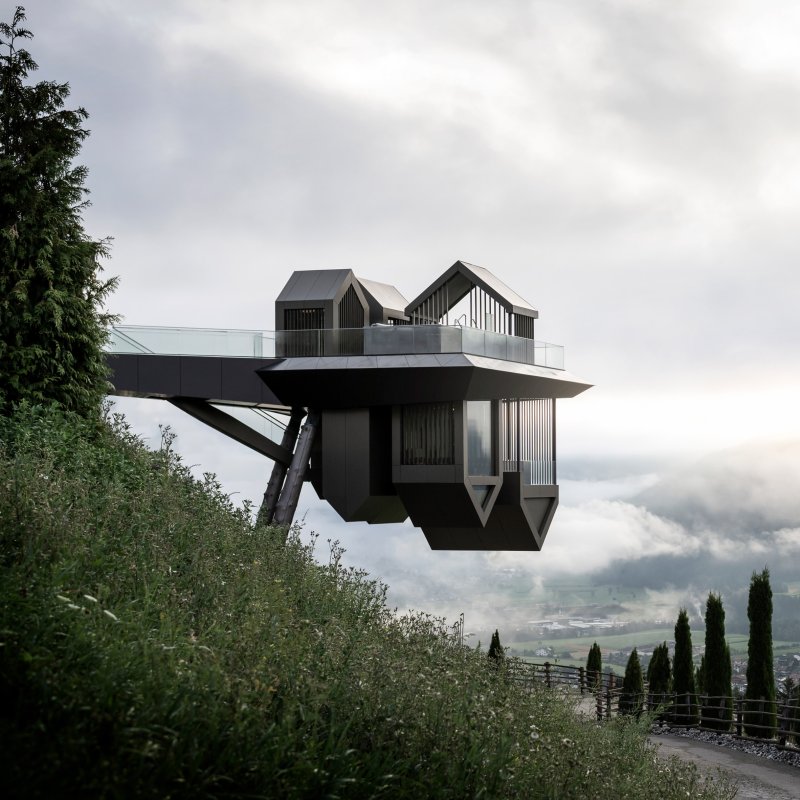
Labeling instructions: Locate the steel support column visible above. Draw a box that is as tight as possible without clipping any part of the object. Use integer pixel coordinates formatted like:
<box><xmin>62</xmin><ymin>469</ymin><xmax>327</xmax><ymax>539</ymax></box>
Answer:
<box><xmin>256</xmin><ymin>407</ymin><xmax>306</xmax><ymax>526</ymax></box>
<box><xmin>273</xmin><ymin>410</ymin><xmax>320</xmax><ymax>527</ymax></box>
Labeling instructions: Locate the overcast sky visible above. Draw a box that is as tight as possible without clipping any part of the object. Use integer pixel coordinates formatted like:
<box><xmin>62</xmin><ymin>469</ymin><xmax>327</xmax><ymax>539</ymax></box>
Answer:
<box><xmin>22</xmin><ymin>0</ymin><xmax>800</xmax><ymax>629</ymax></box>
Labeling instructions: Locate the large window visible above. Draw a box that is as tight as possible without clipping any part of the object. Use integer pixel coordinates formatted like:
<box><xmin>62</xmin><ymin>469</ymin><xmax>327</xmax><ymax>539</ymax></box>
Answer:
<box><xmin>401</xmin><ymin>403</ymin><xmax>455</xmax><ymax>465</ymax></box>
<box><xmin>466</xmin><ymin>400</ymin><xmax>494</xmax><ymax>476</ymax></box>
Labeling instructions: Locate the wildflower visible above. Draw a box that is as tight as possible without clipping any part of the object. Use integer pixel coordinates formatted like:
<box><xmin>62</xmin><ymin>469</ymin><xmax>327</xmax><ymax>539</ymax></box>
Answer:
<box><xmin>83</xmin><ymin>594</ymin><xmax>98</xmax><ymax>603</ymax></box>
<box><xmin>103</xmin><ymin>609</ymin><xmax>119</xmax><ymax>622</ymax></box>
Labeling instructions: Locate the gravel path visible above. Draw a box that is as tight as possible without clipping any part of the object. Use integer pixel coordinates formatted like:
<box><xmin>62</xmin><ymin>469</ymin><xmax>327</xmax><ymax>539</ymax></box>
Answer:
<box><xmin>649</xmin><ymin>728</ymin><xmax>800</xmax><ymax>800</ymax></box>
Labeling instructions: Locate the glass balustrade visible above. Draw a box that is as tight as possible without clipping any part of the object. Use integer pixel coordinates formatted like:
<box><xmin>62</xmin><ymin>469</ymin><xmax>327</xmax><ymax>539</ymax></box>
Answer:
<box><xmin>108</xmin><ymin>326</ymin><xmax>276</xmax><ymax>358</ymax></box>
<box><xmin>106</xmin><ymin>324</ymin><xmax>565</xmax><ymax>369</ymax></box>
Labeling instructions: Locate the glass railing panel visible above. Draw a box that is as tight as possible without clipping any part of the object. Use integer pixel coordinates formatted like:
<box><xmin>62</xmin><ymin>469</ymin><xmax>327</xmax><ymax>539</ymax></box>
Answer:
<box><xmin>484</xmin><ymin>330</ymin><xmax>508</xmax><ymax>360</ymax></box>
<box><xmin>108</xmin><ymin>326</ymin><xmax>275</xmax><ymax>358</ymax></box>
<box><xmin>276</xmin><ymin>329</ymin><xmax>319</xmax><ymax>358</ymax></box>
<box><xmin>506</xmin><ymin>335</ymin><xmax>528</xmax><ymax>363</ymax></box>
<box><xmin>411</xmin><ymin>325</ymin><xmax>447</xmax><ymax>354</ymax></box>
<box><xmin>541</xmin><ymin>343</ymin><xmax>564</xmax><ymax>370</ymax></box>
<box><xmin>324</xmin><ymin>327</ymin><xmax>365</xmax><ymax>356</ymax></box>
<box><xmin>364</xmin><ymin>325</ymin><xmax>414</xmax><ymax>354</ymax></box>
<box><xmin>438</xmin><ymin>325</ymin><xmax>462</xmax><ymax>353</ymax></box>
<box><xmin>461</xmin><ymin>326</ymin><xmax>486</xmax><ymax>357</ymax></box>
<box><xmin>107</xmin><ymin>327</ymin><xmax>154</xmax><ymax>354</ymax></box>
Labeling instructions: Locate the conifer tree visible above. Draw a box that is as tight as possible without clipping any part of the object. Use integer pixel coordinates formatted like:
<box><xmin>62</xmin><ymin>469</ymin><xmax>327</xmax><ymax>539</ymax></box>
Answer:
<box><xmin>695</xmin><ymin>655</ymin><xmax>705</xmax><ymax>696</ymax></box>
<box><xmin>702</xmin><ymin>593</ymin><xmax>732</xmax><ymax>731</ymax></box>
<box><xmin>487</xmin><ymin>629</ymin><xmax>505</xmax><ymax>664</ymax></box>
<box><xmin>620</xmin><ymin>648</ymin><xmax>644</xmax><ymax>715</ymax></box>
<box><xmin>673</xmin><ymin>608</ymin><xmax>697</xmax><ymax>724</ymax></box>
<box><xmin>586</xmin><ymin>642</ymin><xmax>602</xmax><ymax>690</ymax></box>
<box><xmin>0</xmin><ymin>7</ymin><xmax>116</xmax><ymax>418</ymax></box>
<box><xmin>646</xmin><ymin>641</ymin><xmax>671</xmax><ymax>716</ymax></box>
<box><xmin>745</xmin><ymin>568</ymin><xmax>776</xmax><ymax>737</ymax></box>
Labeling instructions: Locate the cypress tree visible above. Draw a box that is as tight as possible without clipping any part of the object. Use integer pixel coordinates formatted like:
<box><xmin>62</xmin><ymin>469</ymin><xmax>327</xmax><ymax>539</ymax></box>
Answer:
<box><xmin>487</xmin><ymin>629</ymin><xmax>505</xmax><ymax>664</ymax></box>
<box><xmin>620</xmin><ymin>648</ymin><xmax>644</xmax><ymax>715</ymax></box>
<box><xmin>0</xmin><ymin>7</ymin><xmax>117</xmax><ymax>418</ymax></box>
<box><xmin>646</xmin><ymin>641</ymin><xmax>671</xmax><ymax>716</ymax></box>
<box><xmin>586</xmin><ymin>642</ymin><xmax>602</xmax><ymax>690</ymax></box>
<box><xmin>673</xmin><ymin>608</ymin><xmax>697</xmax><ymax>724</ymax></box>
<box><xmin>745</xmin><ymin>568</ymin><xmax>776</xmax><ymax>737</ymax></box>
<box><xmin>695</xmin><ymin>655</ymin><xmax>705</xmax><ymax>696</ymax></box>
<box><xmin>702</xmin><ymin>593</ymin><xmax>732</xmax><ymax>731</ymax></box>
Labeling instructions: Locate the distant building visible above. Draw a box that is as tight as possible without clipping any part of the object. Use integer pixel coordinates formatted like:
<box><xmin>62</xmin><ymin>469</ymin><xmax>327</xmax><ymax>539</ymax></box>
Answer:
<box><xmin>106</xmin><ymin>261</ymin><xmax>591</xmax><ymax>551</ymax></box>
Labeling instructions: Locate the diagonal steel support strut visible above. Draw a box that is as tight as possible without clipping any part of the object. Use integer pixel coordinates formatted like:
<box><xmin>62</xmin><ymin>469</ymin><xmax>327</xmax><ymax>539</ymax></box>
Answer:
<box><xmin>256</xmin><ymin>407</ymin><xmax>306</xmax><ymax>526</ymax></box>
<box><xmin>273</xmin><ymin>409</ymin><xmax>320</xmax><ymax>528</ymax></box>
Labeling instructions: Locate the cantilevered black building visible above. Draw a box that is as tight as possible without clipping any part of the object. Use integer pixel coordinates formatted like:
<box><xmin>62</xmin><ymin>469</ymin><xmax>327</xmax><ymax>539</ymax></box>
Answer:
<box><xmin>106</xmin><ymin>261</ymin><xmax>590</xmax><ymax>550</ymax></box>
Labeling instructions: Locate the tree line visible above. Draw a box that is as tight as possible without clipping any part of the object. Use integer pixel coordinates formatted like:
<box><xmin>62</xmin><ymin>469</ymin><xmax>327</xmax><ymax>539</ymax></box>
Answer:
<box><xmin>585</xmin><ymin>568</ymin><xmax>794</xmax><ymax>737</ymax></box>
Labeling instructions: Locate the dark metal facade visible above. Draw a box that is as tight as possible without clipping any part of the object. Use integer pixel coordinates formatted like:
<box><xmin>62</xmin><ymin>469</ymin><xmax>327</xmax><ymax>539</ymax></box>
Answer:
<box><xmin>104</xmin><ymin>261</ymin><xmax>590</xmax><ymax>551</ymax></box>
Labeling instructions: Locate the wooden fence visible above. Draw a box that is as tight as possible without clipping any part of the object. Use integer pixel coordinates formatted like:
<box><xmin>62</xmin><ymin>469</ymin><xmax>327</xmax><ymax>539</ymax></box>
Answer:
<box><xmin>507</xmin><ymin>660</ymin><xmax>800</xmax><ymax>748</ymax></box>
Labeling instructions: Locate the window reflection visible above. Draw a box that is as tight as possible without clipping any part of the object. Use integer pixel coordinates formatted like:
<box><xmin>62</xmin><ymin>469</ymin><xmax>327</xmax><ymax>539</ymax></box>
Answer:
<box><xmin>467</xmin><ymin>401</ymin><xmax>494</xmax><ymax>475</ymax></box>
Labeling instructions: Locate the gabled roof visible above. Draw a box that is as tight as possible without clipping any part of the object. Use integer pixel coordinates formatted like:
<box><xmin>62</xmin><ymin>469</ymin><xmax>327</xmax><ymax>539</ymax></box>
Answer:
<box><xmin>357</xmin><ymin>277</ymin><xmax>409</xmax><ymax>319</ymax></box>
<box><xmin>276</xmin><ymin>269</ymin><xmax>355</xmax><ymax>303</ymax></box>
<box><xmin>405</xmin><ymin>260</ymin><xmax>538</xmax><ymax>319</ymax></box>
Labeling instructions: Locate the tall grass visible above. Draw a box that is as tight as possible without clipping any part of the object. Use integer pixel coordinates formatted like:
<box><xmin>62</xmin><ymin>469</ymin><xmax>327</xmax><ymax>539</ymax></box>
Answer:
<box><xmin>0</xmin><ymin>405</ymin><xmax>733</xmax><ymax>799</ymax></box>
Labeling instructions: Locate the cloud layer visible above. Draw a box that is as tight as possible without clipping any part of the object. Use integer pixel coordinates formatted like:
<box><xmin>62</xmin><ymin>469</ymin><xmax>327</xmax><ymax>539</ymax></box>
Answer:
<box><xmin>27</xmin><ymin>1</ymin><xmax>800</xmax><ymax>630</ymax></box>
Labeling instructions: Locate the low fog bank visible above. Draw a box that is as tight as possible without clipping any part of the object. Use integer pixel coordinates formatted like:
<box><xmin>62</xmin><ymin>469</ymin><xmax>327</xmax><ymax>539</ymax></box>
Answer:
<box><xmin>331</xmin><ymin>440</ymin><xmax>800</xmax><ymax>638</ymax></box>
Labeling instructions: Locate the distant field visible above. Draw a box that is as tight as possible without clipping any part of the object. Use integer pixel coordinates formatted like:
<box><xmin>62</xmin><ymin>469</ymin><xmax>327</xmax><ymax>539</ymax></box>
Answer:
<box><xmin>509</xmin><ymin>627</ymin><xmax>673</xmax><ymax>657</ymax></box>
<box><xmin>726</xmin><ymin>634</ymin><xmax>799</xmax><ymax>657</ymax></box>
<box><xmin>510</xmin><ymin>630</ymin><xmax>800</xmax><ymax>661</ymax></box>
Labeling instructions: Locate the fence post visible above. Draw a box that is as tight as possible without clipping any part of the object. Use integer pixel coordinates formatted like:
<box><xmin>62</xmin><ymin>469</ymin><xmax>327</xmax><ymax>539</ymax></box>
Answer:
<box><xmin>579</xmin><ymin>666</ymin><xmax>585</xmax><ymax>696</ymax></box>
<box><xmin>544</xmin><ymin>662</ymin><xmax>551</xmax><ymax>689</ymax></box>
<box><xmin>779</xmin><ymin>700</ymin><xmax>788</xmax><ymax>747</ymax></box>
<box><xmin>736</xmin><ymin>699</ymin><xmax>742</xmax><ymax>737</ymax></box>
<box><xmin>606</xmin><ymin>674</ymin><xmax>615</xmax><ymax>720</ymax></box>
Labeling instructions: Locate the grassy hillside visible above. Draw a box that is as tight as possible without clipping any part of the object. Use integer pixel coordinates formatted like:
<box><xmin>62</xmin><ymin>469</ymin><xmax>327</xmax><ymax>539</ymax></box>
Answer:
<box><xmin>0</xmin><ymin>406</ymin><xmax>733</xmax><ymax>799</ymax></box>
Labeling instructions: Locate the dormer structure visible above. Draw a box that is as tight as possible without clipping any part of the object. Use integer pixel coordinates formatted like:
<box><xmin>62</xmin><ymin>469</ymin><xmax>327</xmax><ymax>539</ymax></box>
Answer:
<box><xmin>405</xmin><ymin>260</ymin><xmax>537</xmax><ymax>338</ymax></box>
<box><xmin>276</xmin><ymin>269</ymin><xmax>369</xmax><ymax>331</ymax></box>
<box><xmin>105</xmin><ymin>261</ymin><xmax>591</xmax><ymax>551</ymax></box>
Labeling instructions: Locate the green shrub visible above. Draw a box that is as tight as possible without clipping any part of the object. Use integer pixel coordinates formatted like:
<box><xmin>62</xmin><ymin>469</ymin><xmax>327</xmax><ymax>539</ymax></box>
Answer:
<box><xmin>0</xmin><ymin>406</ymin><xmax>734</xmax><ymax>799</ymax></box>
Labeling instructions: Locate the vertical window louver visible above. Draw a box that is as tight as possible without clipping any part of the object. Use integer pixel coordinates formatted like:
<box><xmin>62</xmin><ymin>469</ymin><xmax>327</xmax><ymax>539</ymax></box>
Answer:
<box><xmin>500</xmin><ymin>399</ymin><xmax>555</xmax><ymax>484</ymax></box>
<box><xmin>512</xmin><ymin>313</ymin><xmax>535</xmax><ymax>340</ymax></box>
<box><xmin>283</xmin><ymin>308</ymin><xmax>324</xmax><ymax>331</ymax></box>
<box><xmin>401</xmin><ymin>403</ymin><xmax>455</xmax><ymax>465</ymax></box>
<box><xmin>281</xmin><ymin>308</ymin><xmax>324</xmax><ymax>356</ymax></box>
<box><xmin>338</xmin><ymin>285</ymin><xmax>364</xmax><ymax>329</ymax></box>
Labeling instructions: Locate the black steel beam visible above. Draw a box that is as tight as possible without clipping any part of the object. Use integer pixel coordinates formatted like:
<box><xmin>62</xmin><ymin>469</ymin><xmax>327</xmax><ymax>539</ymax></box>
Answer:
<box><xmin>169</xmin><ymin>398</ymin><xmax>294</xmax><ymax>467</ymax></box>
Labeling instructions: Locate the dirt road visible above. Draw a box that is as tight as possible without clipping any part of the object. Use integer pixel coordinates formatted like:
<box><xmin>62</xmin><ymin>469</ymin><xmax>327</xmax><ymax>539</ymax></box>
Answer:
<box><xmin>650</xmin><ymin>734</ymin><xmax>799</xmax><ymax>800</ymax></box>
